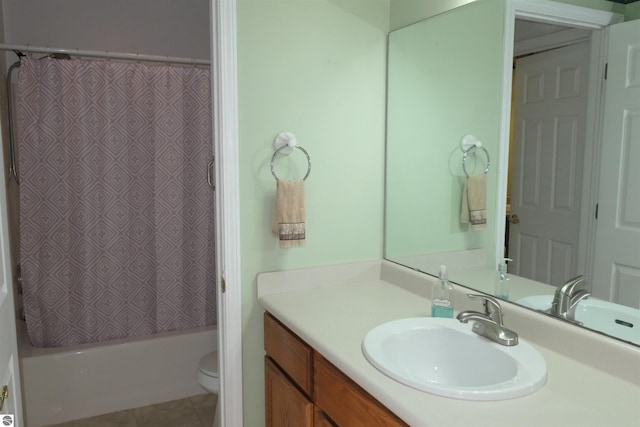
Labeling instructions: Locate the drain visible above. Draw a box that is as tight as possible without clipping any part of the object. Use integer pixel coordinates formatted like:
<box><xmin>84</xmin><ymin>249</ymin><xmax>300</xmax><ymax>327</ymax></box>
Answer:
<box><xmin>614</xmin><ymin>319</ymin><xmax>634</xmax><ymax>328</ymax></box>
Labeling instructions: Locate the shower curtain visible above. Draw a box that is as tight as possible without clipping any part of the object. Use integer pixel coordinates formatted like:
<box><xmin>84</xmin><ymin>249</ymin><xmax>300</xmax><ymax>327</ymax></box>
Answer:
<box><xmin>16</xmin><ymin>56</ymin><xmax>216</xmax><ymax>348</ymax></box>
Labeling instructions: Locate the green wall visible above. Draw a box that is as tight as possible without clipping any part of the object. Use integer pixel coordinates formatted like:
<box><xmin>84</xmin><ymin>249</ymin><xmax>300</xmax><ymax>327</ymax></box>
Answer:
<box><xmin>390</xmin><ymin>0</ymin><xmax>630</xmax><ymax>30</ymax></box>
<box><xmin>556</xmin><ymin>0</ymin><xmax>624</xmax><ymax>14</ymax></box>
<box><xmin>626</xmin><ymin>2</ymin><xmax>640</xmax><ymax>20</ymax></box>
<box><xmin>237</xmin><ymin>0</ymin><xmax>389</xmax><ymax>424</ymax></box>
<box><xmin>389</xmin><ymin>0</ymin><xmax>474</xmax><ymax>30</ymax></box>
<box><xmin>539</xmin><ymin>0</ymin><xmax>640</xmax><ymax>20</ymax></box>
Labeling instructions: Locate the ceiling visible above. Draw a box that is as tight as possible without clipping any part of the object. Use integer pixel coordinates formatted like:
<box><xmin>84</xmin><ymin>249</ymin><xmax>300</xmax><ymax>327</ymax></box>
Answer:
<box><xmin>514</xmin><ymin>19</ymin><xmax>590</xmax><ymax>43</ymax></box>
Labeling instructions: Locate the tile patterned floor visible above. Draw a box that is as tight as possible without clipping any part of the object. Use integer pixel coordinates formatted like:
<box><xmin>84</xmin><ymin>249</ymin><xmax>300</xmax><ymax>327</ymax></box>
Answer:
<box><xmin>45</xmin><ymin>394</ymin><xmax>217</xmax><ymax>427</ymax></box>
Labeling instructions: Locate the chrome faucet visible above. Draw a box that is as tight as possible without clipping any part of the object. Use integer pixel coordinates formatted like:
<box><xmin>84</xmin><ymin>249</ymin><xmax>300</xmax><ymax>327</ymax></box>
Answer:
<box><xmin>548</xmin><ymin>275</ymin><xmax>590</xmax><ymax>324</ymax></box>
<box><xmin>456</xmin><ymin>294</ymin><xmax>519</xmax><ymax>346</ymax></box>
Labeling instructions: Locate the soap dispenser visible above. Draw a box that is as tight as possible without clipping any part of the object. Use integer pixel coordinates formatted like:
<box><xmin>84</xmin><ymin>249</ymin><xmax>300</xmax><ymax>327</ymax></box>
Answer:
<box><xmin>431</xmin><ymin>265</ymin><xmax>454</xmax><ymax>318</ymax></box>
<box><xmin>495</xmin><ymin>258</ymin><xmax>512</xmax><ymax>300</ymax></box>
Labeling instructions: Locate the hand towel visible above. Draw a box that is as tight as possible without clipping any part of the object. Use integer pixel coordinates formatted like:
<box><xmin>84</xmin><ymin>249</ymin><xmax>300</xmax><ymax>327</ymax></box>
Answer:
<box><xmin>271</xmin><ymin>179</ymin><xmax>305</xmax><ymax>248</ymax></box>
<box><xmin>460</xmin><ymin>174</ymin><xmax>487</xmax><ymax>231</ymax></box>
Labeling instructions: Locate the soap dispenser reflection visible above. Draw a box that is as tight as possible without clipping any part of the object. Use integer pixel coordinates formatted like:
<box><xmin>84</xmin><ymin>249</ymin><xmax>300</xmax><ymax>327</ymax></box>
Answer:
<box><xmin>431</xmin><ymin>265</ymin><xmax>454</xmax><ymax>318</ymax></box>
<box><xmin>495</xmin><ymin>258</ymin><xmax>512</xmax><ymax>300</ymax></box>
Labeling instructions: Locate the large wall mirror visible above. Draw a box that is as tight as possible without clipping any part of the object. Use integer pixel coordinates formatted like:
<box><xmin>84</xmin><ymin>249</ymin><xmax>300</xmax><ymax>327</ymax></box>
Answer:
<box><xmin>384</xmin><ymin>0</ymin><xmax>640</xmax><ymax>346</ymax></box>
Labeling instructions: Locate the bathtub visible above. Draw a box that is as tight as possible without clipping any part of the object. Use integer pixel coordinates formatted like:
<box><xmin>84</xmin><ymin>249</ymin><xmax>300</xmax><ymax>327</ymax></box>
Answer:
<box><xmin>18</xmin><ymin>322</ymin><xmax>217</xmax><ymax>427</ymax></box>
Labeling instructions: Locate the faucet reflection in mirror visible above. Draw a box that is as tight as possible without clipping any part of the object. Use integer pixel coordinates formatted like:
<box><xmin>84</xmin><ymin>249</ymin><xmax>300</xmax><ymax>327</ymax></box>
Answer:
<box><xmin>548</xmin><ymin>276</ymin><xmax>591</xmax><ymax>324</ymax></box>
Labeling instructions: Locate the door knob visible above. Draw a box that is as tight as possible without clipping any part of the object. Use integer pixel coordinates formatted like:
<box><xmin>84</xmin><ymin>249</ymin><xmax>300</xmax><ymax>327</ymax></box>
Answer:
<box><xmin>510</xmin><ymin>214</ymin><xmax>520</xmax><ymax>224</ymax></box>
<box><xmin>0</xmin><ymin>385</ymin><xmax>8</xmax><ymax>411</ymax></box>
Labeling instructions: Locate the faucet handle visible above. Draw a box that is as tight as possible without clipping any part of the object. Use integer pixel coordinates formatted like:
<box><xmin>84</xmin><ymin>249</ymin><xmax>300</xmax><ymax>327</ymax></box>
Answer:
<box><xmin>467</xmin><ymin>294</ymin><xmax>504</xmax><ymax>325</ymax></box>
<box><xmin>559</xmin><ymin>275</ymin><xmax>585</xmax><ymax>295</ymax></box>
<box><xmin>551</xmin><ymin>276</ymin><xmax>588</xmax><ymax>318</ymax></box>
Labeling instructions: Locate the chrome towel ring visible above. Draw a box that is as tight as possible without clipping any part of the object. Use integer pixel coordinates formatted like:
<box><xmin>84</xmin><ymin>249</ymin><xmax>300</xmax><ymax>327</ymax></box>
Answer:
<box><xmin>460</xmin><ymin>134</ymin><xmax>490</xmax><ymax>178</ymax></box>
<box><xmin>270</xmin><ymin>131</ymin><xmax>311</xmax><ymax>181</ymax></box>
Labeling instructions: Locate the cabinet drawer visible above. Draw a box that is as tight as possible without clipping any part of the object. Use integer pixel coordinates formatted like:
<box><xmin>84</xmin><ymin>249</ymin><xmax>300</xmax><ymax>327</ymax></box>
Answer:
<box><xmin>265</xmin><ymin>357</ymin><xmax>313</xmax><ymax>427</ymax></box>
<box><xmin>264</xmin><ymin>313</ymin><xmax>313</xmax><ymax>395</ymax></box>
<box><xmin>314</xmin><ymin>352</ymin><xmax>409</xmax><ymax>427</ymax></box>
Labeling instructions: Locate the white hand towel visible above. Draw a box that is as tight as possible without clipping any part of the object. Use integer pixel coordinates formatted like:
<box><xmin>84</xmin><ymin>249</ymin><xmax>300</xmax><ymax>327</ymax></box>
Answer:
<box><xmin>460</xmin><ymin>174</ymin><xmax>487</xmax><ymax>231</ymax></box>
<box><xmin>271</xmin><ymin>179</ymin><xmax>305</xmax><ymax>248</ymax></box>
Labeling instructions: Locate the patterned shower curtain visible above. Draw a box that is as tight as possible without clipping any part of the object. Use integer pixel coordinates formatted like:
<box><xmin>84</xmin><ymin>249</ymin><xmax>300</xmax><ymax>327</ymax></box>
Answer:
<box><xmin>16</xmin><ymin>56</ymin><xmax>216</xmax><ymax>348</ymax></box>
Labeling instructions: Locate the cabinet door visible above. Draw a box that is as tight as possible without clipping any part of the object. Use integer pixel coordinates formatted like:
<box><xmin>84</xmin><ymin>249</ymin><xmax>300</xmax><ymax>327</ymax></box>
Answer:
<box><xmin>265</xmin><ymin>357</ymin><xmax>313</xmax><ymax>427</ymax></box>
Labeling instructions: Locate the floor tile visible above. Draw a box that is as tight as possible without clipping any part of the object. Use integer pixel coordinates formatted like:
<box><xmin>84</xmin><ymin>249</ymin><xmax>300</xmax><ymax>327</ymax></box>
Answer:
<box><xmin>72</xmin><ymin>409</ymin><xmax>136</xmax><ymax>427</ymax></box>
<box><xmin>189</xmin><ymin>393</ymin><xmax>217</xmax><ymax>426</ymax></box>
<box><xmin>132</xmin><ymin>397</ymin><xmax>202</xmax><ymax>427</ymax></box>
<box><xmin>43</xmin><ymin>395</ymin><xmax>217</xmax><ymax>427</ymax></box>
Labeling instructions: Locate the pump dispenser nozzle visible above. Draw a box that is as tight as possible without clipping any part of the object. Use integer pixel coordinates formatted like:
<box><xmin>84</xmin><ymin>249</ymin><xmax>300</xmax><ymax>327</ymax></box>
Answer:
<box><xmin>495</xmin><ymin>258</ymin><xmax>512</xmax><ymax>300</ymax></box>
<box><xmin>439</xmin><ymin>264</ymin><xmax>448</xmax><ymax>280</ymax></box>
<box><xmin>498</xmin><ymin>258</ymin><xmax>512</xmax><ymax>274</ymax></box>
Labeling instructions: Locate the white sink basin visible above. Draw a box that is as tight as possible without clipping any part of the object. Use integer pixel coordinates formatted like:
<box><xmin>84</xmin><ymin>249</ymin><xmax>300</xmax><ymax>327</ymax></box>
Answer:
<box><xmin>362</xmin><ymin>317</ymin><xmax>547</xmax><ymax>400</ymax></box>
<box><xmin>517</xmin><ymin>295</ymin><xmax>640</xmax><ymax>345</ymax></box>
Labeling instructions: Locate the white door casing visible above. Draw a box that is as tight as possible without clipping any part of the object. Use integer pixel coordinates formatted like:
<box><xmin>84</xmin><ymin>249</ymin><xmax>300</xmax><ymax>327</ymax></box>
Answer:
<box><xmin>210</xmin><ymin>0</ymin><xmax>243</xmax><ymax>426</ymax></box>
<box><xmin>0</xmin><ymin>84</ymin><xmax>23</xmax><ymax>424</ymax></box>
<box><xmin>591</xmin><ymin>19</ymin><xmax>640</xmax><ymax>308</ymax></box>
<box><xmin>0</xmin><ymin>210</ymin><xmax>21</xmax><ymax>425</ymax></box>
<box><xmin>509</xmin><ymin>41</ymin><xmax>590</xmax><ymax>286</ymax></box>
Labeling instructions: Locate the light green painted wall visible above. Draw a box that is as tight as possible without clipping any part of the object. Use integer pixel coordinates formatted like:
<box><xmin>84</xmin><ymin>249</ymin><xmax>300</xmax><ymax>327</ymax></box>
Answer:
<box><xmin>237</xmin><ymin>0</ymin><xmax>389</xmax><ymax>425</ymax></box>
<box><xmin>390</xmin><ymin>0</ymin><xmax>628</xmax><ymax>31</ymax></box>
<box><xmin>626</xmin><ymin>2</ymin><xmax>640</xmax><ymax>20</ymax></box>
<box><xmin>385</xmin><ymin>0</ymin><xmax>505</xmax><ymax>260</ymax></box>
<box><xmin>556</xmin><ymin>0</ymin><xmax>624</xmax><ymax>14</ymax></box>
<box><xmin>541</xmin><ymin>0</ymin><xmax>640</xmax><ymax>20</ymax></box>
<box><xmin>389</xmin><ymin>0</ymin><xmax>475</xmax><ymax>30</ymax></box>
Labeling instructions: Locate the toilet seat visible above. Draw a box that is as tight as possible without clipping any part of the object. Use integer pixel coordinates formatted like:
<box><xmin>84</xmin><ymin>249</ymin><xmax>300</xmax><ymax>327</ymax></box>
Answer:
<box><xmin>198</xmin><ymin>351</ymin><xmax>220</xmax><ymax>393</ymax></box>
<box><xmin>199</xmin><ymin>351</ymin><xmax>219</xmax><ymax>377</ymax></box>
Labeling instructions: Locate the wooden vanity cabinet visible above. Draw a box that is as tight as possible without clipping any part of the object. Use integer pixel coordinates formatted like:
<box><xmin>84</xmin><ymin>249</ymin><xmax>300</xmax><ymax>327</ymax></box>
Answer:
<box><xmin>264</xmin><ymin>312</ymin><xmax>408</xmax><ymax>427</ymax></box>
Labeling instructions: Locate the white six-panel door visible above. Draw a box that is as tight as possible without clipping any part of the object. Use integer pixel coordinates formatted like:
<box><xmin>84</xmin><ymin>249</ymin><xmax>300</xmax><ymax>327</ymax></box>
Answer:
<box><xmin>591</xmin><ymin>19</ymin><xmax>640</xmax><ymax>308</ymax></box>
<box><xmin>509</xmin><ymin>41</ymin><xmax>589</xmax><ymax>286</ymax></box>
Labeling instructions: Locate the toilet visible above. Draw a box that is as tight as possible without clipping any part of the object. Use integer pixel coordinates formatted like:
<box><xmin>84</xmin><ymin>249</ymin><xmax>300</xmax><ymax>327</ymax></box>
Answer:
<box><xmin>198</xmin><ymin>351</ymin><xmax>220</xmax><ymax>427</ymax></box>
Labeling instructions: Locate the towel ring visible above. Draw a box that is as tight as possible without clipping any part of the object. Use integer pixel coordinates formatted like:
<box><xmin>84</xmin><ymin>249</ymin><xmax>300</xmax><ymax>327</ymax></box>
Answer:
<box><xmin>270</xmin><ymin>145</ymin><xmax>311</xmax><ymax>181</ymax></box>
<box><xmin>462</xmin><ymin>146</ymin><xmax>490</xmax><ymax>178</ymax></box>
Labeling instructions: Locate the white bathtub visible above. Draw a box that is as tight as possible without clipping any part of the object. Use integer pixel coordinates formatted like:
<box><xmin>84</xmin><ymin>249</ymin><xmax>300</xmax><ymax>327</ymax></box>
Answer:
<box><xmin>18</xmin><ymin>322</ymin><xmax>217</xmax><ymax>427</ymax></box>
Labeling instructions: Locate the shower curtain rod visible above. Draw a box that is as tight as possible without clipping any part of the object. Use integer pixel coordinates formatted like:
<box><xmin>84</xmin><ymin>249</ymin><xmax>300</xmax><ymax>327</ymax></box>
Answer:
<box><xmin>0</xmin><ymin>43</ymin><xmax>210</xmax><ymax>66</ymax></box>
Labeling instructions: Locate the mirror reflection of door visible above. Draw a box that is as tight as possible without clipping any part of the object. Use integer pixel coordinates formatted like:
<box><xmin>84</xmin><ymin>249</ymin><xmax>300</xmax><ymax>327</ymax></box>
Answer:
<box><xmin>591</xmin><ymin>19</ymin><xmax>640</xmax><ymax>309</ymax></box>
<box><xmin>507</xmin><ymin>20</ymin><xmax>590</xmax><ymax>286</ymax></box>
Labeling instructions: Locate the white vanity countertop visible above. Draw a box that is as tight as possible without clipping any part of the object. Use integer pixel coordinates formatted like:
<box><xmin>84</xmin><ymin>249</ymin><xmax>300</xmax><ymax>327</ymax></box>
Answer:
<box><xmin>257</xmin><ymin>260</ymin><xmax>640</xmax><ymax>427</ymax></box>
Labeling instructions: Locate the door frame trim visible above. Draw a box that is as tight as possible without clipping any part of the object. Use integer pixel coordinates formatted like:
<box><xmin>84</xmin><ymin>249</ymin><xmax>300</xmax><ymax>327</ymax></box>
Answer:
<box><xmin>211</xmin><ymin>0</ymin><xmax>243</xmax><ymax>425</ymax></box>
<box><xmin>495</xmin><ymin>0</ymin><xmax>623</xmax><ymax>278</ymax></box>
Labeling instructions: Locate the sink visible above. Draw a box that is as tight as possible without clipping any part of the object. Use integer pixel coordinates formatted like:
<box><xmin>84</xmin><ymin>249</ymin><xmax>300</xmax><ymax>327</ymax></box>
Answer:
<box><xmin>362</xmin><ymin>317</ymin><xmax>547</xmax><ymax>400</ymax></box>
<box><xmin>517</xmin><ymin>295</ymin><xmax>640</xmax><ymax>345</ymax></box>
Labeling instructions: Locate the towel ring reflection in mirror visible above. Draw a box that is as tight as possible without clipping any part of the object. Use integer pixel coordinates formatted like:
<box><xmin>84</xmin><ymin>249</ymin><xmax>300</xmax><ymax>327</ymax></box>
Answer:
<box><xmin>270</xmin><ymin>145</ymin><xmax>312</xmax><ymax>181</ymax></box>
<box><xmin>462</xmin><ymin>145</ymin><xmax>490</xmax><ymax>178</ymax></box>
